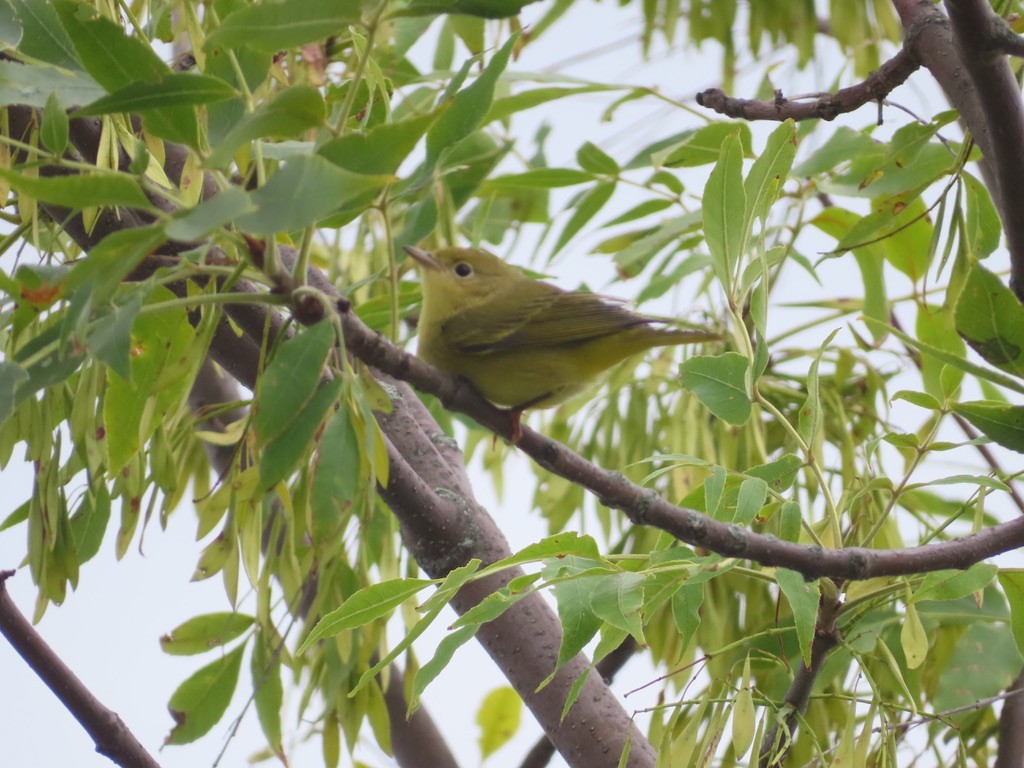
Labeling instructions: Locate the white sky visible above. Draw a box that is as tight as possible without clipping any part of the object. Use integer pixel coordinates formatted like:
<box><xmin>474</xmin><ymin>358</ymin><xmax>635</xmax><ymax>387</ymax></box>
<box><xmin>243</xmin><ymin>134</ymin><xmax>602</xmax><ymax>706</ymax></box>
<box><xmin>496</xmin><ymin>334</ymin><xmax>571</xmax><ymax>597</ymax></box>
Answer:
<box><xmin>2</xmin><ymin>3</ymin><xmax>1019</xmax><ymax>768</ymax></box>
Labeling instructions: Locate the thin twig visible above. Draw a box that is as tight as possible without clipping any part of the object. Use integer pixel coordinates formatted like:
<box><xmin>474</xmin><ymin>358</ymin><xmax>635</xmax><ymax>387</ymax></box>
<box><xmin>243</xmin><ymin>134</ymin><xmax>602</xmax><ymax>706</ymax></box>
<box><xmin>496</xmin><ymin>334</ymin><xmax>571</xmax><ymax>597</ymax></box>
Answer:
<box><xmin>696</xmin><ymin>47</ymin><xmax>919</xmax><ymax>122</ymax></box>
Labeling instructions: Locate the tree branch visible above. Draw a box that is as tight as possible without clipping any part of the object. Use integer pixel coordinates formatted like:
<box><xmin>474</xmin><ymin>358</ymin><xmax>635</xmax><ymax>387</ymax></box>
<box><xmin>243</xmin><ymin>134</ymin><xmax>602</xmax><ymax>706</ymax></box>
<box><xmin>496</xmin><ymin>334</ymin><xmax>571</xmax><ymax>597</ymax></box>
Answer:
<box><xmin>995</xmin><ymin>667</ymin><xmax>1024</xmax><ymax>768</ymax></box>
<box><xmin>0</xmin><ymin>571</ymin><xmax>162</xmax><ymax>768</ymax></box>
<box><xmin>185</xmin><ymin>361</ymin><xmax>462</xmax><ymax>768</ymax></box>
<box><xmin>942</xmin><ymin>0</ymin><xmax>1024</xmax><ymax>301</ymax></box>
<box><xmin>337</xmin><ymin>301</ymin><xmax>1024</xmax><ymax>580</ymax></box>
<box><xmin>518</xmin><ymin>638</ymin><xmax>639</xmax><ymax>768</ymax></box>
<box><xmin>758</xmin><ymin>596</ymin><xmax>843</xmax><ymax>767</ymax></box>
<box><xmin>696</xmin><ymin>47</ymin><xmax>919</xmax><ymax>122</ymax></box>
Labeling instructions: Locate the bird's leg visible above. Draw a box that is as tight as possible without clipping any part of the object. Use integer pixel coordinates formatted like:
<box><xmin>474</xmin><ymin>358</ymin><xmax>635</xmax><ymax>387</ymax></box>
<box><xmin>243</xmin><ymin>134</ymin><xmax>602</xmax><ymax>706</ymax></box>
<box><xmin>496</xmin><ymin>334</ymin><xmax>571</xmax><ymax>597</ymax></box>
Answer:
<box><xmin>491</xmin><ymin>408</ymin><xmax>525</xmax><ymax>448</ymax></box>
<box><xmin>503</xmin><ymin>391</ymin><xmax>554</xmax><ymax>444</ymax></box>
<box><xmin>508</xmin><ymin>407</ymin><xmax>524</xmax><ymax>444</ymax></box>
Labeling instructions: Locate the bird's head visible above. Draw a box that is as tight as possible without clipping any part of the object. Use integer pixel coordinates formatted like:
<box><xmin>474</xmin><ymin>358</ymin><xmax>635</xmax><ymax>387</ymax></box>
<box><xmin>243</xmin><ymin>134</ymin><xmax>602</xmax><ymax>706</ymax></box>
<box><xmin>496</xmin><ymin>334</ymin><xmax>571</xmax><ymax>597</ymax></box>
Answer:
<box><xmin>404</xmin><ymin>246</ymin><xmax>519</xmax><ymax>310</ymax></box>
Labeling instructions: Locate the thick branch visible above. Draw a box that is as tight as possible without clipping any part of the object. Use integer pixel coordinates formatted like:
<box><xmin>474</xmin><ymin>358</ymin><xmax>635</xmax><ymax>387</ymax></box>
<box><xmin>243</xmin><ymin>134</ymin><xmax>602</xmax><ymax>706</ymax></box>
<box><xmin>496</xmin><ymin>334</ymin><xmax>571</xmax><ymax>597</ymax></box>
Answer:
<box><xmin>696</xmin><ymin>47</ymin><xmax>919</xmax><ymax>122</ymax></box>
<box><xmin>995</xmin><ymin>668</ymin><xmax>1024</xmax><ymax>768</ymax></box>
<box><xmin>0</xmin><ymin>571</ymin><xmax>162</xmax><ymax>768</ymax></box>
<box><xmin>943</xmin><ymin>0</ymin><xmax>1024</xmax><ymax>300</ymax></box>
<box><xmin>519</xmin><ymin>638</ymin><xmax>639</xmax><ymax>768</ymax></box>
<box><xmin>185</xmin><ymin>363</ymin><xmax>461</xmax><ymax>768</ymax></box>
<box><xmin>200</xmin><ymin>270</ymin><xmax>655</xmax><ymax>766</ymax></box>
<box><xmin>3</xmin><ymin>105</ymin><xmax>465</xmax><ymax>768</ymax></box>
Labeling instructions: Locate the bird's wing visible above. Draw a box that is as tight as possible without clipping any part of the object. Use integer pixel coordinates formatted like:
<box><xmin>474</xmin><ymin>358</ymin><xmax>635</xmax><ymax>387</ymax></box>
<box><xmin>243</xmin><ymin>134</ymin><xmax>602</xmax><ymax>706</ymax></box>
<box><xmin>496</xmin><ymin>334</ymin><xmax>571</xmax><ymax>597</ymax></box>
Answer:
<box><xmin>444</xmin><ymin>282</ymin><xmax>651</xmax><ymax>355</ymax></box>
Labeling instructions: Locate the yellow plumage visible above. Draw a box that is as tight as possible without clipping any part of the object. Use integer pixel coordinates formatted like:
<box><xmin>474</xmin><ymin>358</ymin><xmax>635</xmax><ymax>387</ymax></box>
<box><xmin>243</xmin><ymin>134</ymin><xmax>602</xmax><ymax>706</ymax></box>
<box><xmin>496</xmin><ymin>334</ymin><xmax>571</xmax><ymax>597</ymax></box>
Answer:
<box><xmin>405</xmin><ymin>246</ymin><xmax>717</xmax><ymax>412</ymax></box>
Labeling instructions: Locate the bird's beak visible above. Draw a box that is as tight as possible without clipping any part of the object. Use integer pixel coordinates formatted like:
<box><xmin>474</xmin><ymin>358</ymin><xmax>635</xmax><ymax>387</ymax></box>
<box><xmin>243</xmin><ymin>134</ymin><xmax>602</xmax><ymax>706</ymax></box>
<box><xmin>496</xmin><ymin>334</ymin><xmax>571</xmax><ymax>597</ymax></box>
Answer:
<box><xmin>403</xmin><ymin>245</ymin><xmax>441</xmax><ymax>271</ymax></box>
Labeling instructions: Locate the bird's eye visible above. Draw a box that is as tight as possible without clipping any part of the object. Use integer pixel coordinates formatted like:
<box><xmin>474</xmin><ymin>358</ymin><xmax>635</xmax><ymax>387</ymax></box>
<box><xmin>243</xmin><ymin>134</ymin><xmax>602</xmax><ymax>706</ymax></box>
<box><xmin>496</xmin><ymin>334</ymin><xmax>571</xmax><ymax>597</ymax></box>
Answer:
<box><xmin>454</xmin><ymin>262</ymin><xmax>472</xmax><ymax>277</ymax></box>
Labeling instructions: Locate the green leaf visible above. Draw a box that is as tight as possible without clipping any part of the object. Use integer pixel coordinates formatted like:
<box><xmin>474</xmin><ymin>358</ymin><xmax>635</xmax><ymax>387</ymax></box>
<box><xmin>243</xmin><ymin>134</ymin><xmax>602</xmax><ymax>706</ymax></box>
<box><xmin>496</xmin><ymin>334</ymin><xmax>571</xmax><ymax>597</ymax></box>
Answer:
<box><xmin>342</xmin><ymin>563</ymin><xmax>481</xmax><ymax>698</ymax></box>
<box><xmin>952</xmin><ymin>400</ymin><xmax>1024</xmax><ymax>452</ymax></box>
<box><xmin>734</xmin><ymin>477</ymin><xmax>768</xmax><ymax>525</ymax></box>
<box><xmin>310</xmin><ymin>404</ymin><xmax>361</xmax><ymax>543</ymax></box>
<box><xmin>252</xmin><ymin>631</ymin><xmax>284</xmax><ymax>757</ymax></box>
<box><xmin>0</xmin><ymin>0</ymin><xmax>19</xmax><ymax>47</ymax></box>
<box><xmin>205</xmin><ymin>0</ymin><xmax>360</xmax><ymax>52</ymax></box>
<box><xmin>298</xmin><ymin>578</ymin><xmax>434</xmax><ymax>653</ymax></box>
<box><xmin>206</xmin><ymin>85</ymin><xmax>327</xmax><ymax>168</ymax></box>
<box><xmin>703</xmin><ymin>131</ymin><xmax>746</xmax><ymax>291</ymax></box>
<box><xmin>484</xmin><ymin>85</ymin><xmax>613</xmax><ymax>124</ymax></box>
<box><xmin>14</xmin><ymin>0</ymin><xmax>77</xmax><ymax>69</ymax></box>
<box><xmin>999</xmin><ymin>570</ymin><xmax>1024</xmax><ymax>656</ymax></box>
<box><xmin>900</xmin><ymin>601</ymin><xmax>927</xmax><ymax>670</ymax></box>
<box><xmin>600</xmin><ymin>198</ymin><xmax>673</xmax><ymax>228</ymax></box>
<box><xmin>671</xmin><ymin>582</ymin><xmax>703</xmax><ymax>644</ymax></box>
<box><xmin>451</xmin><ymin>586</ymin><xmax>530</xmax><ymax>629</ymax></box>
<box><xmin>864</xmin><ymin>317</ymin><xmax>1024</xmax><ymax>396</ymax></box>
<box><xmin>576</xmin><ymin>141</ymin><xmax>619</xmax><ymax>175</ymax></box>
<box><xmin>259</xmin><ymin>378</ymin><xmax>342</xmax><ymax>490</ymax></box>
<box><xmin>776</xmin><ymin>569</ymin><xmax>819</xmax><ymax>666</ymax></box>
<box><xmin>916</xmin><ymin>304</ymin><xmax>965</xmax><ymax>400</ymax></box>
<box><xmin>426</xmin><ymin>32</ymin><xmax>519</xmax><ymax>163</ymax></box>
<box><xmin>704</xmin><ymin>465</ymin><xmax>726</xmax><ymax>518</ymax></box>
<box><xmin>590</xmin><ymin>572</ymin><xmax>645</xmax><ymax>641</ymax></box>
<box><xmin>165</xmin><ymin>187</ymin><xmax>256</xmax><ymax>241</ymax></box>
<box><xmin>912</xmin><ymin>564</ymin><xmax>997</xmax><ymax>604</ymax></box>
<box><xmin>799</xmin><ymin>329</ymin><xmax>839</xmax><ymax>445</ymax></box>
<box><xmin>160</xmin><ymin>613</ymin><xmax>255</xmax><ymax>656</ymax></box>
<box><xmin>40</xmin><ymin>91</ymin><xmax>68</xmax><ymax>154</ymax></box>
<box><xmin>318</xmin><ymin>110</ymin><xmax>439</xmax><ymax>175</ymax></box>
<box><xmin>104</xmin><ymin>291</ymin><xmax>195</xmax><ymax>472</ymax></box>
<box><xmin>482</xmin><ymin>532</ymin><xmax>602</xmax><ymax>576</ymax></box>
<box><xmin>54</xmin><ymin>1</ymin><xmax>165</xmax><ymax>88</ymax></box>
<box><xmin>553</xmin><ymin>573</ymin><xmax>603</xmax><ymax>666</ymax></box>
<box><xmin>88</xmin><ymin>293</ymin><xmax>144</xmax><ymax>380</ymax></box>
<box><xmin>780</xmin><ymin>500</ymin><xmax>801</xmax><ymax>542</ymax></box>
<box><xmin>747</xmin><ymin>453</ymin><xmax>803</xmax><ymax>492</ymax></box>
<box><xmin>0</xmin><ymin>361</ymin><xmax>29</xmax><ymax>425</ymax></box>
<box><xmin>659</xmin><ymin>122</ymin><xmax>753</xmax><ymax>168</ymax></box>
<box><xmin>0</xmin><ymin>166</ymin><xmax>153</xmax><ymax>211</ymax></box>
<box><xmin>235</xmin><ymin>155</ymin><xmax>390</xmax><ymax>236</ymax></box>
<box><xmin>165</xmin><ymin>643</ymin><xmax>245</xmax><ymax>744</ymax></box>
<box><xmin>931</xmin><ymin>612</ymin><xmax>1022</xmax><ymax>711</ymax></box>
<box><xmin>963</xmin><ymin>172</ymin><xmax>1001</xmax><ymax>260</ymax></box>
<box><xmin>252</xmin><ymin>319</ymin><xmax>335</xmax><ymax>446</ymax></box>
<box><xmin>810</xmin><ymin>207</ymin><xmax>887</xmax><ymax>340</ymax></box>
<box><xmin>679</xmin><ymin>352</ymin><xmax>751</xmax><ymax>425</ymax></box>
<box><xmin>69</xmin><ymin>486</ymin><xmax>110</xmax><ymax>564</ymax></box>
<box><xmin>0</xmin><ymin>60</ymin><xmax>103</xmax><ymax>108</ymax></box>
<box><xmin>75</xmin><ymin>73</ymin><xmax>236</xmax><ymax>116</ymax></box>
<box><xmin>65</xmin><ymin>226</ymin><xmax>166</xmax><ymax>304</ymax></box>
<box><xmin>54</xmin><ymin>2</ymin><xmax>198</xmax><ymax>145</ymax></box>
<box><xmin>955</xmin><ymin>262</ymin><xmax>1024</xmax><ymax>378</ymax></box>
<box><xmin>792</xmin><ymin>127</ymin><xmax>881</xmax><ymax>177</ymax></box>
<box><xmin>483</xmin><ymin>168</ymin><xmax>594</xmax><ymax>189</ymax></box>
<box><xmin>892</xmin><ymin>390</ymin><xmax>942</xmax><ymax>410</ymax></box>
<box><xmin>477</xmin><ymin>687</ymin><xmax>522</xmax><ymax>759</ymax></box>
<box><xmin>550</xmin><ymin>181</ymin><xmax>616</xmax><ymax>257</ymax></box>
<box><xmin>410</xmin><ymin>625</ymin><xmax>477</xmax><ymax>710</ymax></box>
<box><xmin>743</xmin><ymin>119</ymin><xmax>796</xmax><ymax>230</ymax></box>
<box><xmin>396</xmin><ymin>0</ymin><xmax>539</xmax><ymax>18</ymax></box>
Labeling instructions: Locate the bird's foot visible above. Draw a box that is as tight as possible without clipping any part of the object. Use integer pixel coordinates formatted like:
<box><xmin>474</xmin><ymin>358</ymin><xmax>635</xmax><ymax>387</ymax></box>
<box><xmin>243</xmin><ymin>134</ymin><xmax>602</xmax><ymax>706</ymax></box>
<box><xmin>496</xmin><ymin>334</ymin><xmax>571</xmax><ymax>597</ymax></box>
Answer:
<box><xmin>491</xmin><ymin>408</ymin><xmax>524</xmax><ymax>448</ymax></box>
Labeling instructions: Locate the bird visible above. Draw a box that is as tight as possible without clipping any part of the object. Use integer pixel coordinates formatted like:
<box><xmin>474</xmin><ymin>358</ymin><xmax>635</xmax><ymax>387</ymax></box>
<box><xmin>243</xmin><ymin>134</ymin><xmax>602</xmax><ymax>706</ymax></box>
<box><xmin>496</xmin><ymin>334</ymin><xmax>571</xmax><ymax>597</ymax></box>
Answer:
<box><xmin>404</xmin><ymin>245</ymin><xmax>718</xmax><ymax>440</ymax></box>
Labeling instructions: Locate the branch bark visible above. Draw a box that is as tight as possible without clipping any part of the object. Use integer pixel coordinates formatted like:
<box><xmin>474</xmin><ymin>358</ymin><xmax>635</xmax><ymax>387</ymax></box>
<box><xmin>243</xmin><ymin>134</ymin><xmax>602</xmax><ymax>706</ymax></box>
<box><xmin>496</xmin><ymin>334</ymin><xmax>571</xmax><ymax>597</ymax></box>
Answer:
<box><xmin>697</xmin><ymin>47</ymin><xmax>919</xmax><ymax>122</ymax></box>
<box><xmin>942</xmin><ymin>0</ymin><xmax>1024</xmax><ymax>301</ymax></box>
<box><xmin>758</xmin><ymin>596</ymin><xmax>843</xmax><ymax>768</ymax></box>
<box><xmin>995</xmin><ymin>667</ymin><xmax>1024</xmax><ymax>768</ymax></box>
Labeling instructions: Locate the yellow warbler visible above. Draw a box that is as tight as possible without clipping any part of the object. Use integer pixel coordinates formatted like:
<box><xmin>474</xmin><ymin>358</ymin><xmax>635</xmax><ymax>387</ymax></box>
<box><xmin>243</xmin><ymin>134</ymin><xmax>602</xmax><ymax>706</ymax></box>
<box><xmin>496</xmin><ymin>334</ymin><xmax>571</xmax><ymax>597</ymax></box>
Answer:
<box><xmin>405</xmin><ymin>245</ymin><xmax>717</xmax><ymax>436</ymax></box>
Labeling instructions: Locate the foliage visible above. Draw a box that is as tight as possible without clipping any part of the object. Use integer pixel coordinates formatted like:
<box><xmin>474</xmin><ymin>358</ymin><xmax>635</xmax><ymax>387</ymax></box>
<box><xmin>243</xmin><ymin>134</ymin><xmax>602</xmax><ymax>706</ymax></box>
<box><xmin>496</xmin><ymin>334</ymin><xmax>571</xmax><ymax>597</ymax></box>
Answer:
<box><xmin>0</xmin><ymin>0</ymin><xmax>1022</xmax><ymax>766</ymax></box>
